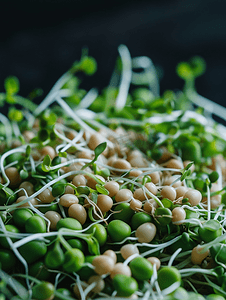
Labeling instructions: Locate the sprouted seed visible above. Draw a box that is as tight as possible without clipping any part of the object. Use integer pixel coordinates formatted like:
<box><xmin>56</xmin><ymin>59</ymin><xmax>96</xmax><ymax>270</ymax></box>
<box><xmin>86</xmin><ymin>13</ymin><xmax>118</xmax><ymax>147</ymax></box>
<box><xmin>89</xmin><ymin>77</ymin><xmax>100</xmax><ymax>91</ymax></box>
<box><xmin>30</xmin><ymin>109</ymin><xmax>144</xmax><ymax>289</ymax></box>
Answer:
<box><xmin>0</xmin><ymin>45</ymin><xmax>226</xmax><ymax>300</ymax></box>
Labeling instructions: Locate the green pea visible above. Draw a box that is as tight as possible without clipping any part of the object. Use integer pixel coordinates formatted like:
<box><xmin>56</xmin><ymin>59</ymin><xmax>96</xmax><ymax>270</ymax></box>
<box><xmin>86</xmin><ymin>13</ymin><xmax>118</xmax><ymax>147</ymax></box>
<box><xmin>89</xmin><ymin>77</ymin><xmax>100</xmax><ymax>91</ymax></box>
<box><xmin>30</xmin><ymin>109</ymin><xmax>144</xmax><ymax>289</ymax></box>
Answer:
<box><xmin>63</xmin><ymin>248</ymin><xmax>85</xmax><ymax>273</ymax></box>
<box><xmin>52</xmin><ymin>156</ymin><xmax>62</xmax><ymax>166</ymax></box>
<box><xmin>19</xmin><ymin>240</ymin><xmax>47</xmax><ymax>263</ymax></box>
<box><xmin>0</xmin><ymin>249</ymin><xmax>16</xmax><ymax>271</ymax></box>
<box><xmin>13</xmin><ymin>208</ymin><xmax>34</xmax><ymax>228</ymax></box>
<box><xmin>32</xmin><ymin>281</ymin><xmax>55</xmax><ymax>300</ymax></box>
<box><xmin>107</xmin><ymin>220</ymin><xmax>131</xmax><ymax>242</ymax></box>
<box><xmin>29</xmin><ymin>261</ymin><xmax>50</xmax><ymax>281</ymax></box>
<box><xmin>161</xmin><ymin>198</ymin><xmax>173</xmax><ymax>209</ymax></box>
<box><xmin>0</xmin><ymin>187</ymin><xmax>16</xmax><ymax>205</ymax></box>
<box><xmin>131</xmin><ymin>212</ymin><xmax>152</xmax><ymax>230</ymax></box>
<box><xmin>86</xmin><ymin>223</ymin><xmax>107</xmax><ymax>246</ymax></box>
<box><xmin>154</xmin><ymin>207</ymin><xmax>172</xmax><ymax>226</ymax></box>
<box><xmin>209</xmin><ymin>171</ymin><xmax>219</xmax><ymax>183</ymax></box>
<box><xmin>181</xmin><ymin>140</ymin><xmax>201</xmax><ymax>163</ymax></box>
<box><xmin>5</xmin><ymin>152</ymin><xmax>24</xmax><ymax>165</ymax></box>
<box><xmin>67</xmin><ymin>238</ymin><xmax>86</xmax><ymax>252</ymax></box>
<box><xmin>157</xmin><ymin>266</ymin><xmax>181</xmax><ymax>290</ymax></box>
<box><xmin>113</xmin><ymin>202</ymin><xmax>134</xmax><ymax>223</ymax></box>
<box><xmin>52</xmin><ymin>182</ymin><xmax>66</xmax><ymax>197</ymax></box>
<box><xmin>112</xmin><ymin>274</ymin><xmax>138</xmax><ymax>297</ymax></box>
<box><xmin>44</xmin><ymin>241</ymin><xmax>64</xmax><ymax>269</ymax></box>
<box><xmin>193</xmin><ymin>178</ymin><xmax>205</xmax><ymax>191</ymax></box>
<box><xmin>25</xmin><ymin>215</ymin><xmax>47</xmax><ymax>233</ymax></box>
<box><xmin>0</xmin><ymin>224</ymin><xmax>20</xmax><ymax>248</ymax></box>
<box><xmin>206</xmin><ymin>295</ymin><xmax>225</xmax><ymax>300</ymax></box>
<box><xmin>199</xmin><ymin>220</ymin><xmax>222</xmax><ymax>243</ymax></box>
<box><xmin>54</xmin><ymin>288</ymin><xmax>73</xmax><ymax>300</ymax></box>
<box><xmin>56</xmin><ymin>217</ymin><xmax>82</xmax><ymax>231</ymax></box>
<box><xmin>129</xmin><ymin>257</ymin><xmax>153</xmax><ymax>281</ymax></box>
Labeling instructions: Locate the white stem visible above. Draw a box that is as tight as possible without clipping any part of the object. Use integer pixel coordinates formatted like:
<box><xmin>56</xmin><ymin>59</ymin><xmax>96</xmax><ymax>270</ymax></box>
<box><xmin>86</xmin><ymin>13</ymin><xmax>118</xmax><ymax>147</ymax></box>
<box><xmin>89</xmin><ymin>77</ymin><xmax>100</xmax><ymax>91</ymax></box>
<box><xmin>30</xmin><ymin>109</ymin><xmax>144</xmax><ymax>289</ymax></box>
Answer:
<box><xmin>115</xmin><ymin>44</ymin><xmax>132</xmax><ymax>110</ymax></box>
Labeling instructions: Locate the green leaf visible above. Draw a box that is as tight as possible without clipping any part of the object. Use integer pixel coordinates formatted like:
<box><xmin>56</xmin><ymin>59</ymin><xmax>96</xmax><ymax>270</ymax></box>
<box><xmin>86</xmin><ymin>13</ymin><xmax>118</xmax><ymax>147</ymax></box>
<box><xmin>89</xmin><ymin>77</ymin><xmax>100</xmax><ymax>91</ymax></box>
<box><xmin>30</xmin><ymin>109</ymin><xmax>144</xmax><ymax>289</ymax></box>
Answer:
<box><xmin>80</xmin><ymin>56</ymin><xmax>97</xmax><ymax>76</ymax></box>
<box><xmin>86</xmin><ymin>236</ymin><xmax>100</xmax><ymax>255</ymax></box>
<box><xmin>4</xmin><ymin>76</ymin><xmax>20</xmax><ymax>95</ymax></box>
<box><xmin>77</xmin><ymin>186</ymin><xmax>90</xmax><ymax>195</ymax></box>
<box><xmin>38</xmin><ymin>129</ymin><xmax>49</xmax><ymax>142</ymax></box>
<box><xmin>25</xmin><ymin>145</ymin><xmax>31</xmax><ymax>157</ymax></box>
<box><xmin>31</xmin><ymin>174</ymin><xmax>46</xmax><ymax>179</ymax></box>
<box><xmin>52</xmin><ymin>183</ymin><xmax>66</xmax><ymax>197</ymax></box>
<box><xmin>190</xmin><ymin>56</ymin><xmax>206</xmax><ymax>78</ymax></box>
<box><xmin>176</xmin><ymin>62</ymin><xmax>193</xmax><ymax>80</ymax></box>
<box><xmin>96</xmin><ymin>184</ymin><xmax>109</xmax><ymax>195</ymax></box>
<box><xmin>41</xmin><ymin>155</ymin><xmax>51</xmax><ymax>172</ymax></box>
<box><xmin>20</xmin><ymin>169</ymin><xmax>29</xmax><ymax>180</ymax></box>
<box><xmin>8</xmin><ymin>108</ymin><xmax>23</xmax><ymax>121</ymax></box>
<box><xmin>180</xmin><ymin>169</ymin><xmax>191</xmax><ymax>181</ymax></box>
<box><xmin>183</xmin><ymin>161</ymin><xmax>194</xmax><ymax>171</ymax></box>
<box><xmin>58</xmin><ymin>151</ymin><xmax>67</xmax><ymax>158</ymax></box>
<box><xmin>88</xmin><ymin>207</ymin><xmax>97</xmax><ymax>222</ymax></box>
<box><xmin>94</xmin><ymin>142</ymin><xmax>107</xmax><ymax>158</ymax></box>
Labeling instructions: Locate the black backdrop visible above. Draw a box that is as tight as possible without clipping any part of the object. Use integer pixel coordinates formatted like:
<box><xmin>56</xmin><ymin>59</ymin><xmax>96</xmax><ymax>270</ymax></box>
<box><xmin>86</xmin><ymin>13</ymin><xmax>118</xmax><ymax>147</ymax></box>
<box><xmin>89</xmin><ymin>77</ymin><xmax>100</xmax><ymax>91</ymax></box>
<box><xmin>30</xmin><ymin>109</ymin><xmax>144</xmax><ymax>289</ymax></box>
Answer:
<box><xmin>0</xmin><ymin>0</ymin><xmax>226</xmax><ymax>114</ymax></box>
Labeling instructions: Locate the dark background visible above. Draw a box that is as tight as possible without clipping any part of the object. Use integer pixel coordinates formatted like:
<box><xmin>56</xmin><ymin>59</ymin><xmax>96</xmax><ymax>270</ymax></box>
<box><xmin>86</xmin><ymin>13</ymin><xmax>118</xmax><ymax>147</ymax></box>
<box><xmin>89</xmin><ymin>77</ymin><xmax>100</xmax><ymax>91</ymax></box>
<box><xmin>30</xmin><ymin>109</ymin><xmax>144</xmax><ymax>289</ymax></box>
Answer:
<box><xmin>0</xmin><ymin>0</ymin><xmax>226</xmax><ymax>114</ymax></box>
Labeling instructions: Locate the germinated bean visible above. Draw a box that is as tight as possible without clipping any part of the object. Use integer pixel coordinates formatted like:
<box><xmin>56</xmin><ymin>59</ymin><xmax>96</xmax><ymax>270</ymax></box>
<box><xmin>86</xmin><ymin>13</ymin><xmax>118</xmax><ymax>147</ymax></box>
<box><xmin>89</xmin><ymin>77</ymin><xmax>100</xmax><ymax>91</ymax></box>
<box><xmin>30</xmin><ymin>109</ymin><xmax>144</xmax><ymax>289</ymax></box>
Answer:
<box><xmin>103</xmin><ymin>250</ymin><xmax>117</xmax><ymax>264</ymax></box>
<box><xmin>92</xmin><ymin>255</ymin><xmax>115</xmax><ymax>275</ymax></box>
<box><xmin>135</xmin><ymin>222</ymin><xmax>156</xmax><ymax>243</ymax></box>
<box><xmin>184</xmin><ymin>189</ymin><xmax>202</xmax><ymax>206</ymax></box>
<box><xmin>104</xmin><ymin>181</ymin><xmax>120</xmax><ymax>197</ymax></box>
<box><xmin>5</xmin><ymin>167</ymin><xmax>22</xmax><ymax>188</ymax></box>
<box><xmin>97</xmin><ymin>194</ymin><xmax>113</xmax><ymax>213</ymax></box>
<box><xmin>44</xmin><ymin>211</ymin><xmax>62</xmax><ymax>231</ymax></box>
<box><xmin>110</xmin><ymin>262</ymin><xmax>132</xmax><ymax>279</ymax></box>
<box><xmin>143</xmin><ymin>199</ymin><xmax>158</xmax><ymax>213</ymax></box>
<box><xmin>59</xmin><ymin>194</ymin><xmax>79</xmax><ymax>207</ymax></box>
<box><xmin>160</xmin><ymin>186</ymin><xmax>176</xmax><ymax>201</ymax></box>
<box><xmin>175</xmin><ymin>186</ymin><xmax>189</xmax><ymax>199</ymax></box>
<box><xmin>18</xmin><ymin>181</ymin><xmax>34</xmax><ymax>197</ymax></box>
<box><xmin>130</xmin><ymin>199</ymin><xmax>142</xmax><ymax>211</ymax></box>
<box><xmin>16</xmin><ymin>196</ymin><xmax>40</xmax><ymax>208</ymax></box>
<box><xmin>115</xmin><ymin>189</ymin><xmax>133</xmax><ymax>203</ymax></box>
<box><xmin>86</xmin><ymin>175</ymin><xmax>105</xmax><ymax>189</ymax></box>
<box><xmin>166</xmin><ymin>158</ymin><xmax>183</xmax><ymax>170</ymax></box>
<box><xmin>38</xmin><ymin>188</ymin><xmax>55</xmax><ymax>204</ymax></box>
<box><xmin>40</xmin><ymin>146</ymin><xmax>56</xmax><ymax>159</ymax></box>
<box><xmin>172</xmin><ymin>207</ymin><xmax>186</xmax><ymax>224</ymax></box>
<box><xmin>146</xmin><ymin>257</ymin><xmax>161</xmax><ymax>270</ymax></box>
<box><xmin>148</xmin><ymin>171</ymin><xmax>161</xmax><ymax>184</ymax></box>
<box><xmin>191</xmin><ymin>245</ymin><xmax>209</xmax><ymax>265</ymax></box>
<box><xmin>120</xmin><ymin>244</ymin><xmax>139</xmax><ymax>260</ymax></box>
<box><xmin>72</xmin><ymin>175</ymin><xmax>87</xmax><ymax>187</ymax></box>
<box><xmin>68</xmin><ymin>204</ymin><xmax>87</xmax><ymax>225</ymax></box>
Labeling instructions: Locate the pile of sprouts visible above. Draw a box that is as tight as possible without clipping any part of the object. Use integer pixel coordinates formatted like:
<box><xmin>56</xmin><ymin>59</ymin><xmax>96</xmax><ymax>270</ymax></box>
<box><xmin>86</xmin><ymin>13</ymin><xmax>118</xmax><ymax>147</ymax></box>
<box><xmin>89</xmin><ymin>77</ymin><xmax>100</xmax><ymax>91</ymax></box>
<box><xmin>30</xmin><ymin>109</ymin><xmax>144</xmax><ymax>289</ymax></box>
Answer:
<box><xmin>0</xmin><ymin>45</ymin><xmax>226</xmax><ymax>300</ymax></box>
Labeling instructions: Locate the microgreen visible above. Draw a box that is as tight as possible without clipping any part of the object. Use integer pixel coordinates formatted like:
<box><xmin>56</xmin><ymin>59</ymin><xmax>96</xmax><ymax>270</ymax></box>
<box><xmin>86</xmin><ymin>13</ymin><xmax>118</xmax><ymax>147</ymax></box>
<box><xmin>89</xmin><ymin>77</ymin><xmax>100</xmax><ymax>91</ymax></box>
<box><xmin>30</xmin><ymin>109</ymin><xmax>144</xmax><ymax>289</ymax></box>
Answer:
<box><xmin>81</xmin><ymin>142</ymin><xmax>107</xmax><ymax>170</ymax></box>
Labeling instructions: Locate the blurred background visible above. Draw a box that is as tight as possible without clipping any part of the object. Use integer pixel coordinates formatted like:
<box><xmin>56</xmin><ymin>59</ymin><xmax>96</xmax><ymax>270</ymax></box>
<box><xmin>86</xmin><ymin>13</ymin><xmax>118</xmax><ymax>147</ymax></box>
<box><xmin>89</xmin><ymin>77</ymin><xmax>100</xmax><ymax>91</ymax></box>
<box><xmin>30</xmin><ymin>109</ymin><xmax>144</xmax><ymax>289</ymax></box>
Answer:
<box><xmin>0</xmin><ymin>0</ymin><xmax>226</xmax><ymax>112</ymax></box>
